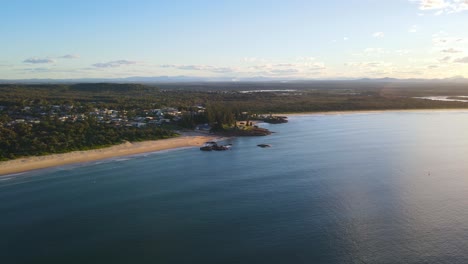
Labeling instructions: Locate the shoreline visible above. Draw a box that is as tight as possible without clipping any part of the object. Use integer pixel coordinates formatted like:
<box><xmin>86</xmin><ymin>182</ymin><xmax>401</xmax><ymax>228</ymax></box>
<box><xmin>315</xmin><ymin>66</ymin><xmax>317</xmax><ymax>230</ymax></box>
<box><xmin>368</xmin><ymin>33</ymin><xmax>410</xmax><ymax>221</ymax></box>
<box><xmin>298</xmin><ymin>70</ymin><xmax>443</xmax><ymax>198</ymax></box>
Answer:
<box><xmin>275</xmin><ymin>108</ymin><xmax>468</xmax><ymax>117</ymax></box>
<box><xmin>0</xmin><ymin>134</ymin><xmax>218</xmax><ymax>176</ymax></box>
<box><xmin>3</xmin><ymin>108</ymin><xmax>468</xmax><ymax>177</ymax></box>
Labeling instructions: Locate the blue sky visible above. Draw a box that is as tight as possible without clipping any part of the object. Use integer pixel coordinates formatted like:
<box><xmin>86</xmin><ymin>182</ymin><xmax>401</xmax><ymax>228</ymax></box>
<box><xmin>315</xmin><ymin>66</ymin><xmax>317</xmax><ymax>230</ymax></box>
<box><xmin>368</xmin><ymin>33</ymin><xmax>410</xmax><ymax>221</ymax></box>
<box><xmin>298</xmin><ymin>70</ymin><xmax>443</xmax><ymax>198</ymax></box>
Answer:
<box><xmin>1</xmin><ymin>0</ymin><xmax>468</xmax><ymax>79</ymax></box>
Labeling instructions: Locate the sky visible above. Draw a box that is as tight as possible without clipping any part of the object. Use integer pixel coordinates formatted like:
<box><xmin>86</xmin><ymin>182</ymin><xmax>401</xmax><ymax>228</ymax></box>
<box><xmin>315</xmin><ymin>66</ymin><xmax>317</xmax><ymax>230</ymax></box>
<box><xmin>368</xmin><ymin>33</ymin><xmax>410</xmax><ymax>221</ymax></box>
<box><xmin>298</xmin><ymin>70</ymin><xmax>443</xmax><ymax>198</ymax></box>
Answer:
<box><xmin>1</xmin><ymin>0</ymin><xmax>468</xmax><ymax>80</ymax></box>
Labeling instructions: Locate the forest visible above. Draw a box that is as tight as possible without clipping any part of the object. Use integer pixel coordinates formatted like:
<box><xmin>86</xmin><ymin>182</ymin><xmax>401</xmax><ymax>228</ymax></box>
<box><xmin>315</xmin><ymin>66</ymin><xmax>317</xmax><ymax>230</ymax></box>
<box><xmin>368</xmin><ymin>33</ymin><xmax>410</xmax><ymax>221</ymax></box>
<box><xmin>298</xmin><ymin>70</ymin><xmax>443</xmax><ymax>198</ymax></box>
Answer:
<box><xmin>2</xmin><ymin>81</ymin><xmax>468</xmax><ymax>113</ymax></box>
<box><xmin>0</xmin><ymin>117</ymin><xmax>175</xmax><ymax>160</ymax></box>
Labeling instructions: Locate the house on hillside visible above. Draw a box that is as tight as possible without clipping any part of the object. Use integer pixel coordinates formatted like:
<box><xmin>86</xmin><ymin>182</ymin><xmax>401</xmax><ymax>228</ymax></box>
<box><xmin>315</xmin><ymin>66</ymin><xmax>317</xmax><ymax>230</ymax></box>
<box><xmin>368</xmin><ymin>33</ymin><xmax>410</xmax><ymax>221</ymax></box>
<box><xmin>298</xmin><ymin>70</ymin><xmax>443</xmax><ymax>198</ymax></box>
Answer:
<box><xmin>196</xmin><ymin>124</ymin><xmax>211</xmax><ymax>131</ymax></box>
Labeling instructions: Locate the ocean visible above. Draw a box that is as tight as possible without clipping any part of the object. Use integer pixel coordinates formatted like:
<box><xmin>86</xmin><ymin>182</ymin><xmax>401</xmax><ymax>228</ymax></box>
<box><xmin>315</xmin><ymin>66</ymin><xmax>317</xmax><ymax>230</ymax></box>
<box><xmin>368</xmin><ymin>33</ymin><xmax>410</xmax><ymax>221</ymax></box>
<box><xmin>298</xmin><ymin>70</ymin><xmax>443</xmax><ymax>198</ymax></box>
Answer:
<box><xmin>2</xmin><ymin>111</ymin><xmax>468</xmax><ymax>263</ymax></box>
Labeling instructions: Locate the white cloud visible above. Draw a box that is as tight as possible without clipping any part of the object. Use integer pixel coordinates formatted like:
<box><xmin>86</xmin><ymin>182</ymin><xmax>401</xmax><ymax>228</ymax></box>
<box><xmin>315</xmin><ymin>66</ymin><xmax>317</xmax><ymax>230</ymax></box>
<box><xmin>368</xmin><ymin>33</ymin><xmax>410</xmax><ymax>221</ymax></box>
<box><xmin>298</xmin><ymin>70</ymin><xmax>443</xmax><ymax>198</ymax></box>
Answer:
<box><xmin>342</xmin><ymin>61</ymin><xmax>400</xmax><ymax>77</ymax></box>
<box><xmin>269</xmin><ymin>68</ymin><xmax>300</xmax><ymax>75</ymax></box>
<box><xmin>433</xmin><ymin>38</ymin><xmax>449</xmax><ymax>45</ymax></box>
<box><xmin>408</xmin><ymin>25</ymin><xmax>419</xmax><ymax>33</ymax></box>
<box><xmin>160</xmin><ymin>60</ymin><xmax>327</xmax><ymax>77</ymax></box>
<box><xmin>273</xmin><ymin>63</ymin><xmax>295</xmax><ymax>67</ymax></box>
<box><xmin>364</xmin><ymin>48</ymin><xmax>385</xmax><ymax>54</ymax></box>
<box><xmin>296</xmin><ymin>57</ymin><xmax>316</xmax><ymax>61</ymax></box>
<box><xmin>411</xmin><ymin>0</ymin><xmax>468</xmax><ymax>14</ymax></box>
<box><xmin>92</xmin><ymin>60</ymin><xmax>137</xmax><ymax>68</ymax></box>
<box><xmin>396</xmin><ymin>49</ymin><xmax>411</xmax><ymax>55</ymax></box>
<box><xmin>351</xmin><ymin>48</ymin><xmax>387</xmax><ymax>58</ymax></box>
<box><xmin>454</xmin><ymin>56</ymin><xmax>468</xmax><ymax>63</ymax></box>
<box><xmin>205</xmin><ymin>67</ymin><xmax>234</xmax><ymax>73</ymax></box>
<box><xmin>253</xmin><ymin>62</ymin><xmax>325</xmax><ymax>73</ymax></box>
<box><xmin>451</xmin><ymin>0</ymin><xmax>468</xmax><ymax>12</ymax></box>
<box><xmin>442</xmin><ymin>48</ymin><xmax>462</xmax><ymax>53</ymax></box>
<box><xmin>161</xmin><ymin>64</ymin><xmax>234</xmax><ymax>73</ymax></box>
<box><xmin>243</xmin><ymin>57</ymin><xmax>257</xmax><ymax>63</ymax></box>
<box><xmin>372</xmin><ymin>32</ymin><xmax>385</xmax><ymax>38</ymax></box>
<box><xmin>439</xmin><ymin>56</ymin><xmax>452</xmax><ymax>62</ymax></box>
<box><xmin>432</xmin><ymin>36</ymin><xmax>466</xmax><ymax>46</ymax></box>
<box><xmin>302</xmin><ymin>62</ymin><xmax>327</xmax><ymax>71</ymax></box>
<box><xmin>345</xmin><ymin>61</ymin><xmax>392</xmax><ymax>68</ymax></box>
<box><xmin>23</xmin><ymin>58</ymin><xmax>55</xmax><ymax>64</ymax></box>
<box><xmin>413</xmin><ymin>0</ymin><xmax>449</xmax><ymax>10</ymax></box>
<box><xmin>60</xmin><ymin>54</ymin><xmax>79</xmax><ymax>59</ymax></box>
<box><xmin>19</xmin><ymin>67</ymin><xmax>52</xmax><ymax>73</ymax></box>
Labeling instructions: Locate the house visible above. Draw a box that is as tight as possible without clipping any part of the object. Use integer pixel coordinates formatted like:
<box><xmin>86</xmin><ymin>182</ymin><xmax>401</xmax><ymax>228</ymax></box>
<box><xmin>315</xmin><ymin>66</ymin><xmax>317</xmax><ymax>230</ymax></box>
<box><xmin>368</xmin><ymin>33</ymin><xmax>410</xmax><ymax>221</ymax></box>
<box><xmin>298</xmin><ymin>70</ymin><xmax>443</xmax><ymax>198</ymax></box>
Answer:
<box><xmin>131</xmin><ymin>122</ymin><xmax>147</xmax><ymax>128</ymax></box>
<box><xmin>196</xmin><ymin>124</ymin><xmax>211</xmax><ymax>131</ymax></box>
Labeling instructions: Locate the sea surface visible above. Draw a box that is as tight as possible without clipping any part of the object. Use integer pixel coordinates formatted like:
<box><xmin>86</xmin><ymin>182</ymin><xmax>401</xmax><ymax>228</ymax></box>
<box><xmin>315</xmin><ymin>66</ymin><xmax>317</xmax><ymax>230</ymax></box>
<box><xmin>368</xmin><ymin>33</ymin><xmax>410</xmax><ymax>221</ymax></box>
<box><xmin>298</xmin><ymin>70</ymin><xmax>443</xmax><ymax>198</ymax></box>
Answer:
<box><xmin>2</xmin><ymin>111</ymin><xmax>468</xmax><ymax>263</ymax></box>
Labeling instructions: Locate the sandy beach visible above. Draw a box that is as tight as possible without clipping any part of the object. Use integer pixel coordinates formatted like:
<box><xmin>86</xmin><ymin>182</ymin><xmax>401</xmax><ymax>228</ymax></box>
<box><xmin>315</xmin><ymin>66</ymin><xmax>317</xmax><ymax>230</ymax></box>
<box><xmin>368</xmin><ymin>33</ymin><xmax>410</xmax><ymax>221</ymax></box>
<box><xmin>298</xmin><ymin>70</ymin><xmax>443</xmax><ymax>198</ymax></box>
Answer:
<box><xmin>0</xmin><ymin>134</ymin><xmax>218</xmax><ymax>176</ymax></box>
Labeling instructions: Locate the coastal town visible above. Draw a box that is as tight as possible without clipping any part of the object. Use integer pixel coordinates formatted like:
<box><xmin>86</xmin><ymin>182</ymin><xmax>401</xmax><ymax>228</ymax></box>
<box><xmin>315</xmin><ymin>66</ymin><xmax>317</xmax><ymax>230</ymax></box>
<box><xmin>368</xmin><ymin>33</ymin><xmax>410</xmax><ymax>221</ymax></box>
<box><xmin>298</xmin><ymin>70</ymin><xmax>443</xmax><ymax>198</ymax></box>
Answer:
<box><xmin>0</xmin><ymin>101</ymin><xmax>286</xmax><ymax>130</ymax></box>
<box><xmin>0</xmin><ymin>103</ymin><xmax>189</xmax><ymax>128</ymax></box>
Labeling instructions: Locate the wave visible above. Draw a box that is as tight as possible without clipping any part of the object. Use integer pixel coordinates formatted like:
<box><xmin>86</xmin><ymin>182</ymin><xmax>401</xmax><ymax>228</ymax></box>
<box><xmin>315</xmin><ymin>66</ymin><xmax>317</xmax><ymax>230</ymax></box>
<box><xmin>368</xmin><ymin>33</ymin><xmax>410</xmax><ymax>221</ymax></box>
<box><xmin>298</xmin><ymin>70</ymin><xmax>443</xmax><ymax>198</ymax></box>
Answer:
<box><xmin>0</xmin><ymin>177</ymin><xmax>13</xmax><ymax>181</ymax></box>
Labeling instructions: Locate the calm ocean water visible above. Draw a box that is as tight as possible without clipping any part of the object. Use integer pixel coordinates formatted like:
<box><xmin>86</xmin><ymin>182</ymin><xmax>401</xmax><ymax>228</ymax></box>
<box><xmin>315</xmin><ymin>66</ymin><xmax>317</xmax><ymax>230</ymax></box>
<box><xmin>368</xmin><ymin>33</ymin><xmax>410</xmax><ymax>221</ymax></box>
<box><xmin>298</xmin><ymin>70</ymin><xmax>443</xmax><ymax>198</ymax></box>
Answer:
<box><xmin>2</xmin><ymin>111</ymin><xmax>468</xmax><ymax>263</ymax></box>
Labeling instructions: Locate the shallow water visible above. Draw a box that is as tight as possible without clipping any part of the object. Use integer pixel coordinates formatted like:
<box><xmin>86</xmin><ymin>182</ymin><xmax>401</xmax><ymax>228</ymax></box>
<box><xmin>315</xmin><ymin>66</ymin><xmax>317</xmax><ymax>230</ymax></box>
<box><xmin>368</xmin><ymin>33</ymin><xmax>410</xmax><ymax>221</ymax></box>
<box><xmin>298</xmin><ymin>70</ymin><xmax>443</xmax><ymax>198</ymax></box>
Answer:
<box><xmin>2</xmin><ymin>111</ymin><xmax>468</xmax><ymax>263</ymax></box>
<box><xmin>416</xmin><ymin>96</ymin><xmax>468</xmax><ymax>103</ymax></box>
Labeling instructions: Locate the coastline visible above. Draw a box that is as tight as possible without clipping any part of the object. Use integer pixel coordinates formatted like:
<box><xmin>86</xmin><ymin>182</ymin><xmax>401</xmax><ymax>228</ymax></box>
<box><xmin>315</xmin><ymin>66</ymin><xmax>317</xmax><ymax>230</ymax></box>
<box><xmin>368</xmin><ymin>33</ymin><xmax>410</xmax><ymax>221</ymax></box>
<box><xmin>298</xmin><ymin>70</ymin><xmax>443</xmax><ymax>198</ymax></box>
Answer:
<box><xmin>3</xmin><ymin>108</ymin><xmax>468</xmax><ymax>177</ymax></box>
<box><xmin>0</xmin><ymin>134</ymin><xmax>218</xmax><ymax>176</ymax></box>
<box><xmin>276</xmin><ymin>108</ymin><xmax>468</xmax><ymax>117</ymax></box>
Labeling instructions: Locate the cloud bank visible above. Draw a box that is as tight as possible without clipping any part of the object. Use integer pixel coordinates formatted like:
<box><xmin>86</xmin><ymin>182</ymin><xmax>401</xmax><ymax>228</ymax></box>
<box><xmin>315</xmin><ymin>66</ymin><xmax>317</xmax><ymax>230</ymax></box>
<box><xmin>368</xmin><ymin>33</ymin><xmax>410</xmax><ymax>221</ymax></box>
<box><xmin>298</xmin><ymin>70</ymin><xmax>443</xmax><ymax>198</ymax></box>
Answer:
<box><xmin>455</xmin><ymin>56</ymin><xmax>468</xmax><ymax>63</ymax></box>
<box><xmin>160</xmin><ymin>61</ymin><xmax>326</xmax><ymax>77</ymax></box>
<box><xmin>412</xmin><ymin>0</ymin><xmax>468</xmax><ymax>13</ymax></box>
<box><xmin>23</xmin><ymin>58</ymin><xmax>55</xmax><ymax>64</ymax></box>
<box><xmin>60</xmin><ymin>54</ymin><xmax>79</xmax><ymax>59</ymax></box>
<box><xmin>442</xmin><ymin>48</ymin><xmax>462</xmax><ymax>53</ymax></box>
<box><xmin>93</xmin><ymin>60</ymin><xmax>137</xmax><ymax>68</ymax></box>
<box><xmin>161</xmin><ymin>64</ymin><xmax>234</xmax><ymax>73</ymax></box>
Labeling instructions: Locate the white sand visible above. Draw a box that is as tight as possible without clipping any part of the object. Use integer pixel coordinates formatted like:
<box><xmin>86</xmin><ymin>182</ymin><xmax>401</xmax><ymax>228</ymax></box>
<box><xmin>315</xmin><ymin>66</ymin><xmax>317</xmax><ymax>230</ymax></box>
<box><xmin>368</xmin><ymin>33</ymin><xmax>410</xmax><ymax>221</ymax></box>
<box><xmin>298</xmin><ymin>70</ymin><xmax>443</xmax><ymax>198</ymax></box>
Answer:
<box><xmin>0</xmin><ymin>135</ymin><xmax>217</xmax><ymax>176</ymax></box>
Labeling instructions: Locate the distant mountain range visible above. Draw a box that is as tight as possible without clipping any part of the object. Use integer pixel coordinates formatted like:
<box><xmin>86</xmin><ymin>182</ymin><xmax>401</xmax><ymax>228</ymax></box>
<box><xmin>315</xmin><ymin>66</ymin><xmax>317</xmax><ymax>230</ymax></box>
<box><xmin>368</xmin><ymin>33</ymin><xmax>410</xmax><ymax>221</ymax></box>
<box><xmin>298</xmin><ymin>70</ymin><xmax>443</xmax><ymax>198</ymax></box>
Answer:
<box><xmin>1</xmin><ymin>76</ymin><xmax>467</xmax><ymax>84</ymax></box>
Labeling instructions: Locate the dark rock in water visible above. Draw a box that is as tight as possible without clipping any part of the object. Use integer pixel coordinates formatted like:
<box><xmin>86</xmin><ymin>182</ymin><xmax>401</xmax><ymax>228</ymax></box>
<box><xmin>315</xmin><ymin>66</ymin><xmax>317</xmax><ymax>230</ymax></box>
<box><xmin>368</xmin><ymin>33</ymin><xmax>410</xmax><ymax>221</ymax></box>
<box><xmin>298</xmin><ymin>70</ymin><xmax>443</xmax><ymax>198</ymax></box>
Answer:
<box><xmin>262</xmin><ymin>116</ymin><xmax>288</xmax><ymax>124</ymax></box>
<box><xmin>257</xmin><ymin>144</ymin><xmax>271</xmax><ymax>148</ymax></box>
<box><xmin>200</xmin><ymin>146</ymin><xmax>213</xmax><ymax>151</ymax></box>
<box><xmin>200</xmin><ymin>142</ymin><xmax>231</xmax><ymax>151</ymax></box>
<box><xmin>212</xmin><ymin>145</ymin><xmax>231</xmax><ymax>151</ymax></box>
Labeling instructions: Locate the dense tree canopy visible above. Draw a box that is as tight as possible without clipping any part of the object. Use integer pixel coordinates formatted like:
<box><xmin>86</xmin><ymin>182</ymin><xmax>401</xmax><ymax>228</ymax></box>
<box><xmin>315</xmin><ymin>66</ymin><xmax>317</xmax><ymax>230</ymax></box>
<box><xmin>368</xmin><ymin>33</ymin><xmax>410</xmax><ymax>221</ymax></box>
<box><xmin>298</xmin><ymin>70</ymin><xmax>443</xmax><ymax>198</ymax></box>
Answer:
<box><xmin>0</xmin><ymin>118</ymin><xmax>175</xmax><ymax>161</ymax></box>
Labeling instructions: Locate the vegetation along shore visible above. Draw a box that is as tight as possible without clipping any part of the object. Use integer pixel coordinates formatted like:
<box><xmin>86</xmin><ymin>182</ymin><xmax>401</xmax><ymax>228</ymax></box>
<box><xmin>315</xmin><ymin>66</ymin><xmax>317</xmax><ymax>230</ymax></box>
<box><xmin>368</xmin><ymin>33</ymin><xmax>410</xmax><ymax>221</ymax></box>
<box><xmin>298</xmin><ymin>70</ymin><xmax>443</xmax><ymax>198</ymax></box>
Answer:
<box><xmin>2</xmin><ymin>81</ymin><xmax>468</xmax><ymax>175</ymax></box>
